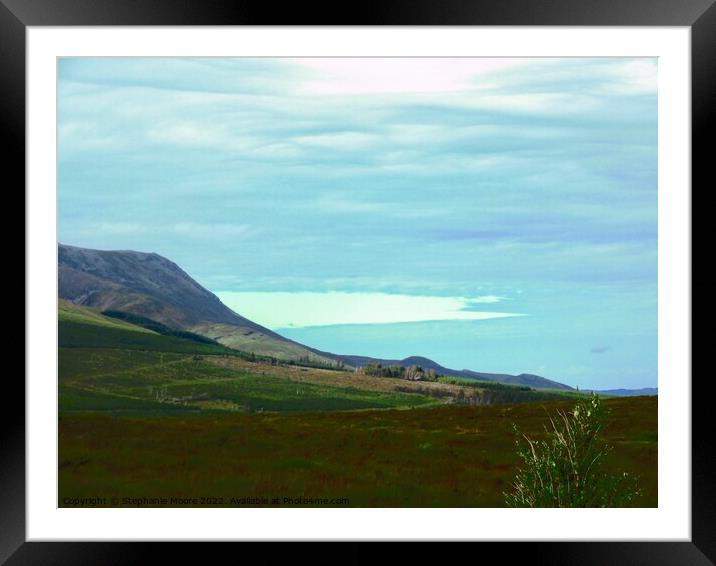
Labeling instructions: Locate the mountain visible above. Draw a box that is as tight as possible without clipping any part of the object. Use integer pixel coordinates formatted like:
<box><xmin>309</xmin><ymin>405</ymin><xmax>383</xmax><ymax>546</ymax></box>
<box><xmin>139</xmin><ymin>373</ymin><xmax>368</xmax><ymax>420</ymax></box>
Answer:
<box><xmin>58</xmin><ymin>243</ymin><xmax>574</xmax><ymax>390</ymax></box>
<box><xmin>58</xmin><ymin>244</ymin><xmax>336</xmax><ymax>365</ymax></box>
<box><xmin>336</xmin><ymin>354</ymin><xmax>574</xmax><ymax>391</ymax></box>
<box><xmin>59</xmin><ymin>243</ymin><xmax>268</xmax><ymax>330</ymax></box>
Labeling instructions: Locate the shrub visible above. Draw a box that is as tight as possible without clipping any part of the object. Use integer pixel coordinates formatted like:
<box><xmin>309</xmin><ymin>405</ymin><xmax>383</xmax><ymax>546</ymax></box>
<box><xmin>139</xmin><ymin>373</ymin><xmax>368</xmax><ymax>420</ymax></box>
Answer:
<box><xmin>504</xmin><ymin>393</ymin><xmax>641</xmax><ymax>507</ymax></box>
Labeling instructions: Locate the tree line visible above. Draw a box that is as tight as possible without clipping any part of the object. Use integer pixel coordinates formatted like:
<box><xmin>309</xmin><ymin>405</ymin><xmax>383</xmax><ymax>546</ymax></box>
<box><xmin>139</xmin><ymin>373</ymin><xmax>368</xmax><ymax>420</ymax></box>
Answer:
<box><xmin>358</xmin><ymin>363</ymin><xmax>438</xmax><ymax>381</ymax></box>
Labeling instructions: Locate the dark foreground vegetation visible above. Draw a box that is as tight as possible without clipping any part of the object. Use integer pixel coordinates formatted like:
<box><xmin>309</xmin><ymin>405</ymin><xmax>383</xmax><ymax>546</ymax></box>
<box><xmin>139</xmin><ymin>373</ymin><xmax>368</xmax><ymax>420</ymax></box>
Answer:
<box><xmin>59</xmin><ymin>397</ymin><xmax>656</xmax><ymax>508</ymax></box>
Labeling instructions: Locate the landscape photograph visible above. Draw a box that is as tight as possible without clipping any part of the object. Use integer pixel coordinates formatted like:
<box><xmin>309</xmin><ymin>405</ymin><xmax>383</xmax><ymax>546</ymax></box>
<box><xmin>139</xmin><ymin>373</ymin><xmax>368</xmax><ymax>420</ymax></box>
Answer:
<box><xmin>58</xmin><ymin>57</ymin><xmax>657</xmax><ymax>508</ymax></box>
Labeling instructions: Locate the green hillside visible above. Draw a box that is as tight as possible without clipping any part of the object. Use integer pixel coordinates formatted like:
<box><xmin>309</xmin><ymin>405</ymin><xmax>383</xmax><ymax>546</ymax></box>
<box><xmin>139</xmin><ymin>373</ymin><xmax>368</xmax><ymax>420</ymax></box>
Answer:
<box><xmin>59</xmin><ymin>301</ymin><xmax>236</xmax><ymax>356</ymax></box>
<box><xmin>189</xmin><ymin>321</ymin><xmax>337</xmax><ymax>365</ymax></box>
<box><xmin>59</xmin><ymin>319</ymin><xmax>238</xmax><ymax>355</ymax></box>
<box><xmin>59</xmin><ymin>307</ymin><xmax>587</xmax><ymax>415</ymax></box>
<box><xmin>59</xmin><ymin>348</ymin><xmax>438</xmax><ymax>415</ymax></box>
<box><xmin>58</xmin><ymin>309</ymin><xmax>440</xmax><ymax>415</ymax></box>
<box><xmin>59</xmin><ymin>299</ymin><xmax>156</xmax><ymax>333</ymax></box>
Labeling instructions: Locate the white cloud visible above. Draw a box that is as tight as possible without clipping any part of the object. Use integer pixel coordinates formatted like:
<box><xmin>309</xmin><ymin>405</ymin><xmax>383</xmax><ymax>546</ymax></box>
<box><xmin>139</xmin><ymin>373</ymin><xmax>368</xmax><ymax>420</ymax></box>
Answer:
<box><xmin>603</xmin><ymin>59</ymin><xmax>658</xmax><ymax>95</ymax></box>
<box><xmin>216</xmin><ymin>291</ymin><xmax>524</xmax><ymax>329</ymax></box>
<box><xmin>468</xmin><ymin>295</ymin><xmax>505</xmax><ymax>304</ymax></box>
<box><xmin>293</xmin><ymin>58</ymin><xmax>526</xmax><ymax>95</ymax></box>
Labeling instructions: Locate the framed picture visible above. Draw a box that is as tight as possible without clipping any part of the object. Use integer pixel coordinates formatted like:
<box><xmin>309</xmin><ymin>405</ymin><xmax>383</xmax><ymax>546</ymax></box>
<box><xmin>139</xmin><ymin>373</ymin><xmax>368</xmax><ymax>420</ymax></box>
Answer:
<box><xmin>8</xmin><ymin>0</ymin><xmax>709</xmax><ymax>563</ymax></box>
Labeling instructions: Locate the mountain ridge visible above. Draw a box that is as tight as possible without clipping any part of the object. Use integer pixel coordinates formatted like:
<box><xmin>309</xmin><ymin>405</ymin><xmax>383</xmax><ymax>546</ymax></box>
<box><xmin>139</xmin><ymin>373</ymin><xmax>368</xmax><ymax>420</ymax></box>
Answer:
<box><xmin>332</xmin><ymin>353</ymin><xmax>575</xmax><ymax>391</ymax></box>
<box><xmin>588</xmin><ymin>387</ymin><xmax>658</xmax><ymax>397</ymax></box>
<box><xmin>59</xmin><ymin>243</ymin><xmax>275</xmax><ymax>332</ymax></box>
<box><xmin>58</xmin><ymin>243</ymin><xmax>575</xmax><ymax>390</ymax></box>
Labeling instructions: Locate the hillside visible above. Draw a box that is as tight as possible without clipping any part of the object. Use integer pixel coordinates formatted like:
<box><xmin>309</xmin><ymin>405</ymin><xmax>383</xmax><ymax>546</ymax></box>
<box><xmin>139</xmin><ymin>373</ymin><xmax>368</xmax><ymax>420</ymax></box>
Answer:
<box><xmin>59</xmin><ymin>299</ymin><xmax>156</xmax><ymax>334</ymax></box>
<box><xmin>337</xmin><ymin>354</ymin><xmax>574</xmax><ymax>391</ymax></box>
<box><xmin>58</xmin><ymin>304</ymin><xmax>586</xmax><ymax>418</ymax></box>
<box><xmin>59</xmin><ymin>244</ymin><xmax>336</xmax><ymax>366</ymax></box>
<box><xmin>59</xmin><ymin>300</ymin><xmax>238</xmax><ymax>356</ymax></box>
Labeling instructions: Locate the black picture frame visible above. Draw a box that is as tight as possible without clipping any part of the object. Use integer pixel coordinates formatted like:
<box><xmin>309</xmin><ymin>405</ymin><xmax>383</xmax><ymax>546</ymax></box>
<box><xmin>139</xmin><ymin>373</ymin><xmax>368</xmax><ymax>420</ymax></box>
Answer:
<box><xmin>5</xmin><ymin>1</ymin><xmax>709</xmax><ymax>563</ymax></box>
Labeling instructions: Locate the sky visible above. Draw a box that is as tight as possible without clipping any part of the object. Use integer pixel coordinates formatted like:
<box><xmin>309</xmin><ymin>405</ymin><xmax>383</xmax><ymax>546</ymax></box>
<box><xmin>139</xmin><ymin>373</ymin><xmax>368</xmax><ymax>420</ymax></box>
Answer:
<box><xmin>58</xmin><ymin>57</ymin><xmax>658</xmax><ymax>389</ymax></box>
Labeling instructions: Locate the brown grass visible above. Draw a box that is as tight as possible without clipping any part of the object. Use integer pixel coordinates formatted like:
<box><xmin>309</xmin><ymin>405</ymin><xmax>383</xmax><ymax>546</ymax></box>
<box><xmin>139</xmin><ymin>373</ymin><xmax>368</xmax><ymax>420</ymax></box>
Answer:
<box><xmin>207</xmin><ymin>355</ymin><xmax>476</xmax><ymax>397</ymax></box>
<box><xmin>58</xmin><ymin>396</ymin><xmax>656</xmax><ymax>508</ymax></box>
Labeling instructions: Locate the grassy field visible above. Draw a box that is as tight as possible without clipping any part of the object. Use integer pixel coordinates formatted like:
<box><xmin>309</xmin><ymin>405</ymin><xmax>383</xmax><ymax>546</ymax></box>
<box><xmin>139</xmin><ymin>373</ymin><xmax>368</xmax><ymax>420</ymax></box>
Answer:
<box><xmin>59</xmin><ymin>347</ymin><xmax>442</xmax><ymax>415</ymax></box>
<box><xmin>58</xmin><ymin>396</ymin><xmax>657</xmax><ymax>508</ymax></box>
<box><xmin>59</xmin><ymin>344</ymin><xmax>592</xmax><ymax>416</ymax></box>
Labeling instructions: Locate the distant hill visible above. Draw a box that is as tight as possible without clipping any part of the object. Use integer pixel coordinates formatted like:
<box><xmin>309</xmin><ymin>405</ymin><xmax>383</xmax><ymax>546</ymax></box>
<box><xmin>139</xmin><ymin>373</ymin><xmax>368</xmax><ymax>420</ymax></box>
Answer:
<box><xmin>589</xmin><ymin>388</ymin><xmax>658</xmax><ymax>397</ymax></box>
<box><xmin>337</xmin><ymin>354</ymin><xmax>574</xmax><ymax>391</ymax></box>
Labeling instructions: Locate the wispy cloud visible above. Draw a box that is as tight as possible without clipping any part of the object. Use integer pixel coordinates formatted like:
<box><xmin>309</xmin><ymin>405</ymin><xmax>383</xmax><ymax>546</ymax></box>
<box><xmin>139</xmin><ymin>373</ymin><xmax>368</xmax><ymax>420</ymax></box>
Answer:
<box><xmin>462</xmin><ymin>295</ymin><xmax>506</xmax><ymax>308</ymax></box>
<box><xmin>312</xmin><ymin>193</ymin><xmax>391</xmax><ymax>214</ymax></box>
<box><xmin>217</xmin><ymin>291</ymin><xmax>525</xmax><ymax>329</ymax></box>
<box><xmin>172</xmin><ymin>223</ymin><xmax>253</xmax><ymax>238</ymax></box>
<box><xmin>293</xmin><ymin>58</ymin><xmax>522</xmax><ymax>95</ymax></box>
<box><xmin>69</xmin><ymin>222</ymin><xmax>254</xmax><ymax>240</ymax></box>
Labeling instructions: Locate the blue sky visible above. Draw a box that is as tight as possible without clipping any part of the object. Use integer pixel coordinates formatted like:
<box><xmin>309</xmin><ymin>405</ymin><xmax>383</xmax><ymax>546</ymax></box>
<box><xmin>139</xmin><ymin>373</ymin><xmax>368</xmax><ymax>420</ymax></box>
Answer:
<box><xmin>58</xmin><ymin>57</ymin><xmax>657</xmax><ymax>389</ymax></box>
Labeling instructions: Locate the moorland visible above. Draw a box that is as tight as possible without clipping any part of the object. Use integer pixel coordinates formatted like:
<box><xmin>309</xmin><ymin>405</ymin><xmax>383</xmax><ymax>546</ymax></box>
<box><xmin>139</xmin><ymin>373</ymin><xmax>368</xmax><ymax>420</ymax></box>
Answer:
<box><xmin>58</xmin><ymin>296</ymin><xmax>657</xmax><ymax>507</ymax></box>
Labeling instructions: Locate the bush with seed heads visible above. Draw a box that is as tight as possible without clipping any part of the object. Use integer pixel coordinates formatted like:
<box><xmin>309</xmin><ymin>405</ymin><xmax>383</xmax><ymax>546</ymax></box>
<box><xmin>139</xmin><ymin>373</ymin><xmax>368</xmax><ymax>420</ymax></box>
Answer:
<box><xmin>505</xmin><ymin>393</ymin><xmax>641</xmax><ymax>507</ymax></box>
